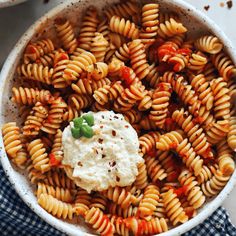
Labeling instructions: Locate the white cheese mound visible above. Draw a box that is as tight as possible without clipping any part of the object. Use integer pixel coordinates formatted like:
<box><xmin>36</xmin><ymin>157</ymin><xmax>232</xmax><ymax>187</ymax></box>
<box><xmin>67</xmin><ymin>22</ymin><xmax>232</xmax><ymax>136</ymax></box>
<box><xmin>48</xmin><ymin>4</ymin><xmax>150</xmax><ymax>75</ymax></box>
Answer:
<box><xmin>62</xmin><ymin>111</ymin><xmax>143</xmax><ymax>193</ymax></box>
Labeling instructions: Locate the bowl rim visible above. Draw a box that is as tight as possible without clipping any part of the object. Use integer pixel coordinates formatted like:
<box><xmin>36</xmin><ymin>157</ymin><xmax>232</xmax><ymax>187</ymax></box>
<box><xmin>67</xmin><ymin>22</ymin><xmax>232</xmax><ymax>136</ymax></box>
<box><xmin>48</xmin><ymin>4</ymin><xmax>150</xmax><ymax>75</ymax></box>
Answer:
<box><xmin>0</xmin><ymin>0</ymin><xmax>27</xmax><ymax>8</ymax></box>
<box><xmin>0</xmin><ymin>0</ymin><xmax>236</xmax><ymax>235</ymax></box>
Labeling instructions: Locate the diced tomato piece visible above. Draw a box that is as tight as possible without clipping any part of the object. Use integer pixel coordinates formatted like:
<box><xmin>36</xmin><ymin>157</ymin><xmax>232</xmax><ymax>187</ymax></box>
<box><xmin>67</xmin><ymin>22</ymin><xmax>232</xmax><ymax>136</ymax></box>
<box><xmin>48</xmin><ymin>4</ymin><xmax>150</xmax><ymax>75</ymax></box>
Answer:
<box><xmin>174</xmin><ymin>185</ymin><xmax>189</xmax><ymax>197</ymax></box>
<box><xmin>120</xmin><ymin>66</ymin><xmax>133</xmax><ymax>86</ymax></box>
<box><xmin>49</xmin><ymin>153</ymin><xmax>61</xmax><ymax>166</ymax></box>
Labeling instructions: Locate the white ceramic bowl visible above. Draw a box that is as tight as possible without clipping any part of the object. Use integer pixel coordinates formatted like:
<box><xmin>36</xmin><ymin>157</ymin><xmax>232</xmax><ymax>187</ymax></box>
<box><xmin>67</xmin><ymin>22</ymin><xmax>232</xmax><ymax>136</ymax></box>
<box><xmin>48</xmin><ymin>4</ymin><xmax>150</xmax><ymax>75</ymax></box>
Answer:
<box><xmin>1</xmin><ymin>0</ymin><xmax>236</xmax><ymax>235</ymax></box>
<box><xmin>0</xmin><ymin>0</ymin><xmax>27</xmax><ymax>8</ymax></box>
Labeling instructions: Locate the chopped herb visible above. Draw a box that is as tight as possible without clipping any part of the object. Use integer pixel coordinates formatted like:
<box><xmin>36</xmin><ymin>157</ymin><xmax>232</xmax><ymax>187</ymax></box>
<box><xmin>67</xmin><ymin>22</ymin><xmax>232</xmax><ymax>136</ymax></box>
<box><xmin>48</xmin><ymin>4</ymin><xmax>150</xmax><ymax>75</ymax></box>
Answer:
<box><xmin>71</xmin><ymin>127</ymin><xmax>81</xmax><ymax>139</ymax></box>
<box><xmin>83</xmin><ymin>114</ymin><xmax>94</xmax><ymax>126</ymax></box>
<box><xmin>81</xmin><ymin>125</ymin><xmax>94</xmax><ymax>138</ymax></box>
<box><xmin>73</xmin><ymin>117</ymin><xmax>83</xmax><ymax>128</ymax></box>
<box><xmin>108</xmin><ymin>169</ymin><xmax>111</xmax><ymax>172</ymax></box>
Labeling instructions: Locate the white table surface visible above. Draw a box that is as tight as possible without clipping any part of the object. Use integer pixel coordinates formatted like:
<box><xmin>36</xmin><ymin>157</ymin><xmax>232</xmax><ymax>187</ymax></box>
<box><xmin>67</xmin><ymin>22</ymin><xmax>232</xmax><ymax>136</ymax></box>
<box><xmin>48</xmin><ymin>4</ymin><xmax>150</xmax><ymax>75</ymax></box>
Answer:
<box><xmin>0</xmin><ymin>0</ymin><xmax>236</xmax><ymax>226</ymax></box>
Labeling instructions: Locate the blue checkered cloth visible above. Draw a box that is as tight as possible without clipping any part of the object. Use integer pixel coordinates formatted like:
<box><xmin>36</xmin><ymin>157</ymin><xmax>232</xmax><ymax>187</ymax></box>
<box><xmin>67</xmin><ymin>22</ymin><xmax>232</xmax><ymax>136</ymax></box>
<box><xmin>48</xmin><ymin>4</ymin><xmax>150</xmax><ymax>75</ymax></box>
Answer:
<box><xmin>0</xmin><ymin>165</ymin><xmax>236</xmax><ymax>236</ymax></box>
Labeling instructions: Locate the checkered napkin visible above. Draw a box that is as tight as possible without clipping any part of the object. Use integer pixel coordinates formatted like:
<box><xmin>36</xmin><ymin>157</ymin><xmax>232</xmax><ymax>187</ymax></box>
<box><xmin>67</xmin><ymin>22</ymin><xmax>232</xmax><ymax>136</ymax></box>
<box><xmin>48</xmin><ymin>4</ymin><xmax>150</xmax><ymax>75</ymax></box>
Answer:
<box><xmin>0</xmin><ymin>166</ymin><xmax>235</xmax><ymax>236</ymax></box>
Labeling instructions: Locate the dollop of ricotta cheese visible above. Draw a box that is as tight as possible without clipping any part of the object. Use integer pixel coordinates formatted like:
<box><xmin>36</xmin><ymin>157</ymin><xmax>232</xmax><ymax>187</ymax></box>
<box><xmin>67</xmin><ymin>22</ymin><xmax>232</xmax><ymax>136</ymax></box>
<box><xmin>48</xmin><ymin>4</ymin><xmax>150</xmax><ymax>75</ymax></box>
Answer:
<box><xmin>62</xmin><ymin>111</ymin><xmax>143</xmax><ymax>193</ymax></box>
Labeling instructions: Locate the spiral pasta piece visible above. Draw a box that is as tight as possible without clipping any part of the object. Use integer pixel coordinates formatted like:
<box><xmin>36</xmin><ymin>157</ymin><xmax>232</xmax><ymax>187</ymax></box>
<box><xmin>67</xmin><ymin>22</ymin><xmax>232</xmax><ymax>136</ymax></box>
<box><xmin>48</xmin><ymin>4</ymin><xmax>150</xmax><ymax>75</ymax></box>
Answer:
<box><xmin>168</xmin><ymin>53</ymin><xmax>188</xmax><ymax>72</ymax></box>
<box><xmin>140</xmin><ymin>116</ymin><xmax>157</xmax><ymax>131</ymax></box>
<box><xmin>90</xmin><ymin>193</ymin><xmax>108</xmax><ymax>211</ymax></box>
<box><xmin>178</xmin><ymin>169</ymin><xmax>205</xmax><ymax>209</ymax></box>
<box><xmin>68</xmin><ymin>93</ymin><xmax>93</xmax><ymax>111</ymax></box>
<box><xmin>103</xmin><ymin>186</ymin><xmax>137</xmax><ymax>209</ymax></box>
<box><xmin>104</xmin><ymin>1</ymin><xmax>138</xmax><ymax>19</ymax></box>
<box><xmin>134</xmin><ymin>162</ymin><xmax>148</xmax><ymax>190</ymax></box>
<box><xmin>156</xmin><ymin>130</ymin><xmax>184</xmax><ymax>151</ymax></box>
<box><xmin>71</xmin><ymin>77</ymin><xmax>110</xmax><ymax>95</ymax></box>
<box><xmin>38</xmin><ymin>193</ymin><xmax>74</xmax><ymax>219</ymax></box>
<box><xmin>162</xmin><ymin>189</ymin><xmax>188</xmax><ymax>226</ymax></box>
<box><xmin>172</xmin><ymin>109</ymin><xmax>213</xmax><ymax>158</ymax></box>
<box><xmin>187</xmin><ymin>51</ymin><xmax>208</xmax><ymax>71</ymax></box>
<box><xmin>123</xmin><ymin>109</ymin><xmax>142</xmax><ymax>124</ymax></box>
<box><xmin>17</xmin><ymin>63</ymin><xmax>53</xmax><ymax>85</ymax></box>
<box><xmin>89</xmin><ymin>62</ymin><xmax>108</xmax><ymax>80</ymax></box>
<box><xmin>14</xmin><ymin>135</ymin><xmax>28</xmax><ymax>168</ymax></box>
<box><xmin>210</xmin><ymin>77</ymin><xmax>230</xmax><ymax>120</ymax></box>
<box><xmin>52</xmin><ymin>52</ymin><xmax>70</xmax><ymax>88</ymax></box>
<box><xmin>109</xmin><ymin>202</ymin><xmax>138</xmax><ymax>219</ymax></box>
<box><xmin>2</xmin><ymin>122</ymin><xmax>22</xmax><ymax>158</ymax></box>
<box><xmin>93</xmin><ymin>85</ymin><xmax>111</xmax><ymax>106</ymax></box>
<box><xmin>97</xmin><ymin>19</ymin><xmax>110</xmax><ymax>43</ymax></box>
<box><xmin>113</xmin><ymin>43</ymin><xmax>130</xmax><ymax>63</ymax></box>
<box><xmin>55</xmin><ymin>18</ymin><xmax>77</xmax><ymax>53</ymax></box>
<box><xmin>109</xmin><ymin>15</ymin><xmax>139</xmax><ymax>40</ymax></box>
<box><xmin>23</xmin><ymin>39</ymin><xmax>55</xmax><ymax>64</ymax></box>
<box><xmin>91</xmin><ymin>33</ymin><xmax>109</xmax><ymax>62</ymax></box>
<box><xmin>63</xmin><ymin>51</ymin><xmax>97</xmax><ymax>81</ymax></box>
<box><xmin>139</xmin><ymin>131</ymin><xmax>161</xmax><ymax>155</ymax></box>
<box><xmin>36</xmin><ymin>49</ymin><xmax>63</xmax><ymax>67</ymax></box>
<box><xmin>77</xmin><ymin>6</ymin><xmax>99</xmax><ymax>50</ymax></box>
<box><xmin>114</xmin><ymin>83</ymin><xmax>146</xmax><ymax>112</ymax></box>
<box><xmin>50</xmin><ymin>129</ymin><xmax>63</xmax><ymax>164</ymax></box>
<box><xmin>109</xmin><ymin>32</ymin><xmax>126</xmax><ymax>50</ymax></box>
<box><xmin>27</xmin><ymin>139</ymin><xmax>50</xmax><ymax>173</ymax></box>
<box><xmin>161</xmin><ymin>72</ymin><xmax>201</xmax><ymax>117</ymax></box>
<box><xmin>138</xmin><ymin>91</ymin><xmax>153</xmax><ymax>111</ymax></box>
<box><xmin>140</xmin><ymin>3</ymin><xmax>159</xmax><ymax>45</ymax></box>
<box><xmin>110</xmin><ymin>215</ymin><xmax>129</xmax><ymax>236</ymax></box>
<box><xmin>145</xmin><ymin>155</ymin><xmax>167</xmax><ymax>182</ymax></box>
<box><xmin>195</xmin><ymin>35</ymin><xmax>223</xmax><ymax>54</ymax></box>
<box><xmin>41</xmin><ymin>97</ymin><xmax>67</xmax><ymax>135</ymax></box>
<box><xmin>176</xmin><ymin>138</ymin><xmax>203</xmax><ymax>176</ymax></box>
<box><xmin>217</xmin><ymin>139</ymin><xmax>235</xmax><ymax>176</ymax></box>
<box><xmin>138</xmin><ymin>184</ymin><xmax>159</xmax><ymax>218</ymax></box>
<box><xmin>145</xmin><ymin>63</ymin><xmax>159</xmax><ymax>88</ymax></box>
<box><xmin>85</xmin><ymin>207</ymin><xmax>114</xmax><ymax>235</ymax></box>
<box><xmin>211</xmin><ymin>52</ymin><xmax>236</xmax><ymax>81</ymax></box>
<box><xmin>129</xmin><ymin>39</ymin><xmax>150</xmax><ymax>80</ymax></box>
<box><xmin>190</xmin><ymin>74</ymin><xmax>214</xmax><ymax>110</ymax></box>
<box><xmin>149</xmin><ymin>82</ymin><xmax>171</xmax><ymax>128</ymax></box>
<box><xmin>22</xmin><ymin>102</ymin><xmax>49</xmax><ymax>136</ymax></box>
<box><xmin>206</xmin><ymin>120</ymin><xmax>229</xmax><ymax>144</ymax></box>
<box><xmin>63</xmin><ymin>105</ymin><xmax>79</xmax><ymax>121</ymax></box>
<box><xmin>157</xmin><ymin>150</ymin><xmax>178</xmax><ymax>182</ymax></box>
<box><xmin>227</xmin><ymin>116</ymin><xmax>236</xmax><ymax>151</ymax></box>
<box><xmin>197</xmin><ymin>164</ymin><xmax>218</xmax><ymax>184</ymax></box>
<box><xmin>36</xmin><ymin>182</ymin><xmax>73</xmax><ymax>203</ymax></box>
<box><xmin>107</xmin><ymin>58</ymin><xmax>123</xmax><ymax>79</ymax></box>
<box><xmin>44</xmin><ymin>169</ymin><xmax>75</xmax><ymax>189</ymax></box>
<box><xmin>201</xmin><ymin>169</ymin><xmax>230</xmax><ymax>197</ymax></box>
<box><xmin>158</xmin><ymin>18</ymin><xmax>187</xmax><ymax>38</ymax></box>
<box><xmin>27</xmin><ymin>160</ymin><xmax>46</xmax><ymax>184</ymax></box>
<box><xmin>126</xmin><ymin>217</ymin><xmax>168</xmax><ymax>235</ymax></box>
